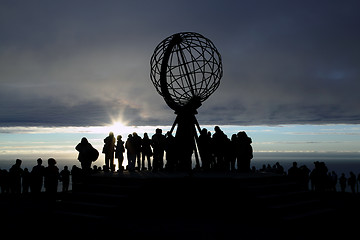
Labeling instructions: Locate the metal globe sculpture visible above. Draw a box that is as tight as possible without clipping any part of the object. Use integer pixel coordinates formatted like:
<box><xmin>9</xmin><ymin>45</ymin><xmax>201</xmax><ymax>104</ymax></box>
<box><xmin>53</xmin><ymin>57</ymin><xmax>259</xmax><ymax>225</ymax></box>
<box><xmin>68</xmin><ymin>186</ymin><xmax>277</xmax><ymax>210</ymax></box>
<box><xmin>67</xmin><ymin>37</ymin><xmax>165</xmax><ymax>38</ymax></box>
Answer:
<box><xmin>150</xmin><ymin>32</ymin><xmax>223</xmax><ymax>112</ymax></box>
<box><xmin>150</xmin><ymin>32</ymin><xmax>223</xmax><ymax>171</ymax></box>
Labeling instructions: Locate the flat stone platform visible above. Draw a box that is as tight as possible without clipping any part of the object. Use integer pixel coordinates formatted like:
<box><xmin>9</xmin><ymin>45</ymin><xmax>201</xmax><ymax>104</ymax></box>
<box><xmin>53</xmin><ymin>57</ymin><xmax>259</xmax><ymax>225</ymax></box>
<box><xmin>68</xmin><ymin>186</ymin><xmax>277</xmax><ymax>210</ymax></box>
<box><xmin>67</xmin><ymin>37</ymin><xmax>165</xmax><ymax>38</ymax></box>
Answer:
<box><xmin>1</xmin><ymin>171</ymin><xmax>360</xmax><ymax>239</ymax></box>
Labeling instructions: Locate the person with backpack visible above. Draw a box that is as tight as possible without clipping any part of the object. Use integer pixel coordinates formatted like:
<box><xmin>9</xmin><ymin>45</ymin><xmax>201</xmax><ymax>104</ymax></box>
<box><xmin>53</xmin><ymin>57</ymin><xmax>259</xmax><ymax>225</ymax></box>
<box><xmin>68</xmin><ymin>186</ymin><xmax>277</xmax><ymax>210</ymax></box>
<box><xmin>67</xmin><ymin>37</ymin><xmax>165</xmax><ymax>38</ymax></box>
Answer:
<box><xmin>76</xmin><ymin>137</ymin><xmax>99</xmax><ymax>172</ymax></box>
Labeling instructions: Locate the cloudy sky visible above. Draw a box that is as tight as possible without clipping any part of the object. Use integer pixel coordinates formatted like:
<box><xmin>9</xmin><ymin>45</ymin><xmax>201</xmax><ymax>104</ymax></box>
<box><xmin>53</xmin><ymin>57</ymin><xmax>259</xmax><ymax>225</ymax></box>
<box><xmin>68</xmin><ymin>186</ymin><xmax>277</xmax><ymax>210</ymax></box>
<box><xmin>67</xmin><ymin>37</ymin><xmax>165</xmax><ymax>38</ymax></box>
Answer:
<box><xmin>1</xmin><ymin>0</ymin><xmax>360</xmax><ymax>128</ymax></box>
<box><xmin>1</xmin><ymin>0</ymin><xmax>360</xmax><ymax>167</ymax></box>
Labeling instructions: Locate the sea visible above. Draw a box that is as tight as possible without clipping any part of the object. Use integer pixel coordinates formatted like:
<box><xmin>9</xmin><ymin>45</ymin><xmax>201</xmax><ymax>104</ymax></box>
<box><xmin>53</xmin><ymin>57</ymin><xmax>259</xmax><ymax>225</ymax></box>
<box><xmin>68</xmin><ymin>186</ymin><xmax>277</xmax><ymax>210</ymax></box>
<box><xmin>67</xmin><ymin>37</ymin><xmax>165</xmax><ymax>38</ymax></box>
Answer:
<box><xmin>1</xmin><ymin>152</ymin><xmax>360</xmax><ymax>175</ymax></box>
<box><xmin>1</xmin><ymin>152</ymin><xmax>360</xmax><ymax>192</ymax></box>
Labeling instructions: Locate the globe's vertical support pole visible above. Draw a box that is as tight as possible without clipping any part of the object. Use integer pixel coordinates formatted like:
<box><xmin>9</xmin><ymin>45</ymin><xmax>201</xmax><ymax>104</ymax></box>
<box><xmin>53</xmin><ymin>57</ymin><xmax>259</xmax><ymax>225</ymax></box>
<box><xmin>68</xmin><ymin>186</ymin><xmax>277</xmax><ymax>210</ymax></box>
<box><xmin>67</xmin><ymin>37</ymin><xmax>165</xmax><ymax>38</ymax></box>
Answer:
<box><xmin>159</xmin><ymin>34</ymin><xmax>201</xmax><ymax>171</ymax></box>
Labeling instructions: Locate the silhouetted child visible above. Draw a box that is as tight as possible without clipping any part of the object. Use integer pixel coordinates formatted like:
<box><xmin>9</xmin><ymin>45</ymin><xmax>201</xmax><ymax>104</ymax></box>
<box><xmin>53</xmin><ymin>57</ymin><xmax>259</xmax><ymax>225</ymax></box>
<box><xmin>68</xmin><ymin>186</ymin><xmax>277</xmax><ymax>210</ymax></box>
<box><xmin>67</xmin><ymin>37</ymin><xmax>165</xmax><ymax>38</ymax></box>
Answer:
<box><xmin>60</xmin><ymin>166</ymin><xmax>70</xmax><ymax>192</ymax></box>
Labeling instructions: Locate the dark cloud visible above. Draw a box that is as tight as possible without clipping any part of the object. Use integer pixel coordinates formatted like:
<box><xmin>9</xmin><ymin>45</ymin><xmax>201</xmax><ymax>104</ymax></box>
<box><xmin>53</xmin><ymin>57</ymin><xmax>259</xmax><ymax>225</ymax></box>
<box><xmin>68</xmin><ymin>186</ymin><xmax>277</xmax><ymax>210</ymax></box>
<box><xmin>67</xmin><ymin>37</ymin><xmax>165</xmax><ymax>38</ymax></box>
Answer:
<box><xmin>1</xmin><ymin>0</ymin><xmax>360</xmax><ymax>127</ymax></box>
<box><xmin>0</xmin><ymin>89</ymin><xmax>144</xmax><ymax>127</ymax></box>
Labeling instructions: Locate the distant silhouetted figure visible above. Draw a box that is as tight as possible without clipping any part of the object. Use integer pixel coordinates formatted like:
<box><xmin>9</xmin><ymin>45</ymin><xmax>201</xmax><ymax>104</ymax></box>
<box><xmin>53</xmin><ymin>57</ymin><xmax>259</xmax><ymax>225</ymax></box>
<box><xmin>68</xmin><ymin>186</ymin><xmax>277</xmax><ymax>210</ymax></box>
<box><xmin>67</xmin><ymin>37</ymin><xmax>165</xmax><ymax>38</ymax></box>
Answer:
<box><xmin>141</xmin><ymin>133</ymin><xmax>152</xmax><ymax>171</ymax></box>
<box><xmin>273</xmin><ymin>162</ymin><xmax>285</xmax><ymax>175</ymax></box>
<box><xmin>9</xmin><ymin>159</ymin><xmax>23</xmax><ymax>194</ymax></box>
<box><xmin>115</xmin><ymin>135</ymin><xmax>125</xmax><ymax>172</ymax></box>
<box><xmin>76</xmin><ymin>137</ymin><xmax>98</xmax><ymax>172</ymax></box>
<box><xmin>151</xmin><ymin>128</ymin><xmax>166</xmax><ymax>172</ymax></box>
<box><xmin>0</xmin><ymin>169</ymin><xmax>10</xmax><ymax>194</ymax></box>
<box><xmin>31</xmin><ymin>158</ymin><xmax>45</xmax><ymax>193</ymax></box>
<box><xmin>228</xmin><ymin>134</ymin><xmax>237</xmax><ymax>172</ymax></box>
<box><xmin>348</xmin><ymin>172</ymin><xmax>356</xmax><ymax>194</ymax></box>
<box><xmin>165</xmin><ymin>131</ymin><xmax>176</xmax><ymax>171</ymax></box>
<box><xmin>299</xmin><ymin>165</ymin><xmax>310</xmax><ymax>190</ymax></box>
<box><xmin>22</xmin><ymin>168</ymin><xmax>31</xmax><ymax>194</ymax></box>
<box><xmin>44</xmin><ymin>158</ymin><xmax>59</xmax><ymax>195</ymax></box>
<box><xmin>103</xmin><ymin>132</ymin><xmax>116</xmax><ymax>172</ymax></box>
<box><xmin>126</xmin><ymin>134</ymin><xmax>136</xmax><ymax>171</ymax></box>
<box><xmin>339</xmin><ymin>173</ymin><xmax>347</xmax><ymax>192</ymax></box>
<box><xmin>288</xmin><ymin>162</ymin><xmax>301</xmax><ymax>182</ymax></box>
<box><xmin>331</xmin><ymin>171</ymin><xmax>338</xmax><ymax>192</ymax></box>
<box><xmin>311</xmin><ymin>161</ymin><xmax>328</xmax><ymax>191</ymax></box>
<box><xmin>236</xmin><ymin>131</ymin><xmax>253</xmax><ymax>173</ymax></box>
<box><xmin>60</xmin><ymin>166</ymin><xmax>70</xmax><ymax>192</ymax></box>
<box><xmin>198</xmin><ymin>128</ymin><xmax>212</xmax><ymax>171</ymax></box>
<box><xmin>71</xmin><ymin>165</ymin><xmax>82</xmax><ymax>190</ymax></box>
<box><xmin>132</xmin><ymin>132</ymin><xmax>142</xmax><ymax>171</ymax></box>
<box><xmin>212</xmin><ymin>126</ymin><xmax>227</xmax><ymax>171</ymax></box>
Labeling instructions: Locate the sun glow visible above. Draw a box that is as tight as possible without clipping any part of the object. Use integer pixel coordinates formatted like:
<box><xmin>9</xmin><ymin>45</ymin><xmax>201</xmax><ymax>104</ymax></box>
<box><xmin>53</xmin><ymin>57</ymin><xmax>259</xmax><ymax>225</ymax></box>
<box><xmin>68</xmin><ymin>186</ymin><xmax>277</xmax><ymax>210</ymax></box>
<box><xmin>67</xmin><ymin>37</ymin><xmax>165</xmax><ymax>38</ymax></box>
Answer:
<box><xmin>108</xmin><ymin>121</ymin><xmax>133</xmax><ymax>135</ymax></box>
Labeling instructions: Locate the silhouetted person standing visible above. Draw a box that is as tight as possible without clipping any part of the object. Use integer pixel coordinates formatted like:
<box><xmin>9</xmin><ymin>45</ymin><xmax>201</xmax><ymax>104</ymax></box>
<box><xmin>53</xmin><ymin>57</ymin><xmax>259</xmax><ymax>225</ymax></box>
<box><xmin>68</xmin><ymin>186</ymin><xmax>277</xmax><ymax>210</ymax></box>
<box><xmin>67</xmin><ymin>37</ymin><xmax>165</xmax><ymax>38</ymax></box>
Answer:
<box><xmin>311</xmin><ymin>161</ymin><xmax>328</xmax><ymax>191</ymax></box>
<box><xmin>132</xmin><ymin>132</ymin><xmax>142</xmax><ymax>171</ymax></box>
<box><xmin>115</xmin><ymin>135</ymin><xmax>125</xmax><ymax>172</ymax></box>
<box><xmin>339</xmin><ymin>173</ymin><xmax>347</xmax><ymax>192</ymax></box>
<box><xmin>212</xmin><ymin>126</ymin><xmax>227</xmax><ymax>171</ymax></box>
<box><xmin>22</xmin><ymin>168</ymin><xmax>31</xmax><ymax>194</ymax></box>
<box><xmin>331</xmin><ymin>171</ymin><xmax>338</xmax><ymax>192</ymax></box>
<box><xmin>103</xmin><ymin>132</ymin><xmax>115</xmax><ymax>172</ymax></box>
<box><xmin>126</xmin><ymin>134</ymin><xmax>136</xmax><ymax>171</ymax></box>
<box><xmin>198</xmin><ymin>128</ymin><xmax>212</xmax><ymax>171</ymax></box>
<box><xmin>71</xmin><ymin>165</ymin><xmax>82</xmax><ymax>188</ymax></box>
<box><xmin>44</xmin><ymin>158</ymin><xmax>59</xmax><ymax>197</ymax></box>
<box><xmin>236</xmin><ymin>131</ymin><xmax>253</xmax><ymax>173</ymax></box>
<box><xmin>165</xmin><ymin>131</ymin><xmax>176</xmax><ymax>171</ymax></box>
<box><xmin>348</xmin><ymin>172</ymin><xmax>356</xmax><ymax>194</ymax></box>
<box><xmin>151</xmin><ymin>128</ymin><xmax>166</xmax><ymax>172</ymax></box>
<box><xmin>31</xmin><ymin>158</ymin><xmax>45</xmax><ymax>193</ymax></box>
<box><xmin>60</xmin><ymin>166</ymin><xmax>70</xmax><ymax>192</ymax></box>
<box><xmin>9</xmin><ymin>159</ymin><xmax>23</xmax><ymax>194</ymax></box>
<box><xmin>288</xmin><ymin>162</ymin><xmax>301</xmax><ymax>182</ymax></box>
<box><xmin>141</xmin><ymin>133</ymin><xmax>152</xmax><ymax>171</ymax></box>
<box><xmin>228</xmin><ymin>134</ymin><xmax>237</xmax><ymax>172</ymax></box>
<box><xmin>0</xmin><ymin>169</ymin><xmax>10</xmax><ymax>194</ymax></box>
<box><xmin>76</xmin><ymin>137</ymin><xmax>96</xmax><ymax>172</ymax></box>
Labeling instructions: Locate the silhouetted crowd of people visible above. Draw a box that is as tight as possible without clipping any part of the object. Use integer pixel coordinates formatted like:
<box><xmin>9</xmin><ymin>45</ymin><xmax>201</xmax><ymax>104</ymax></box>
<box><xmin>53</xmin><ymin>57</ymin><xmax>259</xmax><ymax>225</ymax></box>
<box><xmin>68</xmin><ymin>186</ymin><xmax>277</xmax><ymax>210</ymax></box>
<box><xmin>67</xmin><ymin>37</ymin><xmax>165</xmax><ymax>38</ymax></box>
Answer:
<box><xmin>1</xmin><ymin>125</ymin><xmax>360</xmax><ymax>196</ymax></box>
<box><xmin>0</xmin><ymin>158</ymin><xmax>72</xmax><ymax>196</ymax></box>
<box><xmin>259</xmin><ymin>160</ymin><xmax>360</xmax><ymax>194</ymax></box>
<box><xmin>98</xmin><ymin>126</ymin><xmax>254</xmax><ymax>173</ymax></box>
<box><xmin>1</xmin><ymin>158</ymin><xmax>360</xmax><ymax>196</ymax></box>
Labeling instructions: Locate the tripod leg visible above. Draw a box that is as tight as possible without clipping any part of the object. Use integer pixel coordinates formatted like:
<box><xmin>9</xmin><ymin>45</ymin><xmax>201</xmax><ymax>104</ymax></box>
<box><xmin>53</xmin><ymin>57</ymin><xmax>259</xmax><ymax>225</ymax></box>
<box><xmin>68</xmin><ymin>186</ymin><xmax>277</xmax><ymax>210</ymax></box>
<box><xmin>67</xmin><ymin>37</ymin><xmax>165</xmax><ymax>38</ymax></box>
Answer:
<box><xmin>192</xmin><ymin>123</ymin><xmax>201</xmax><ymax>169</ymax></box>
<box><xmin>169</xmin><ymin>116</ymin><xmax>178</xmax><ymax>134</ymax></box>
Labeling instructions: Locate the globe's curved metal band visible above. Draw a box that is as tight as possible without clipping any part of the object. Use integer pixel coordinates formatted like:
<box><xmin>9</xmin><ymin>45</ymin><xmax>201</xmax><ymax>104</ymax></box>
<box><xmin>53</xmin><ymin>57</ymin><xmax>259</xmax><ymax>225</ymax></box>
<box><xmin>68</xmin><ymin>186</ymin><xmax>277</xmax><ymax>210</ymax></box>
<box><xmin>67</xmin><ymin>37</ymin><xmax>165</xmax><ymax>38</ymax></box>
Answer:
<box><xmin>159</xmin><ymin>33</ymin><xmax>183</xmax><ymax>111</ymax></box>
